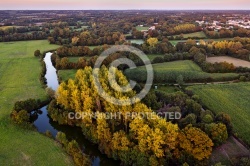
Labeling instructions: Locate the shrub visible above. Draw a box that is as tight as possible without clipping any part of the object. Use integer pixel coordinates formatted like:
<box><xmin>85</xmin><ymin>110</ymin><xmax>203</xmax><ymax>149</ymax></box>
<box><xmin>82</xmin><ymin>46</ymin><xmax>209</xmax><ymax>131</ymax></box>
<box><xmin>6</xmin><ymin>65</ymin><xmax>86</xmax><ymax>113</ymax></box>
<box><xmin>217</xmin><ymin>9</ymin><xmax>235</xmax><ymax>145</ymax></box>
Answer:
<box><xmin>56</xmin><ymin>132</ymin><xmax>91</xmax><ymax>166</ymax></box>
<box><xmin>179</xmin><ymin>113</ymin><xmax>197</xmax><ymax>128</ymax></box>
<box><xmin>215</xmin><ymin>112</ymin><xmax>233</xmax><ymax>135</ymax></box>
<box><xmin>204</xmin><ymin>123</ymin><xmax>228</xmax><ymax>146</ymax></box>
<box><xmin>201</xmin><ymin>114</ymin><xmax>214</xmax><ymax>124</ymax></box>
<box><xmin>13</xmin><ymin>99</ymin><xmax>40</xmax><ymax>113</ymax></box>
<box><xmin>45</xmin><ymin>130</ymin><xmax>53</xmax><ymax>138</ymax></box>
<box><xmin>34</xmin><ymin>49</ymin><xmax>41</xmax><ymax>57</ymax></box>
<box><xmin>239</xmin><ymin>76</ymin><xmax>247</xmax><ymax>82</ymax></box>
<box><xmin>46</xmin><ymin>87</ymin><xmax>55</xmax><ymax>99</ymax></box>
<box><xmin>152</xmin><ymin>57</ymin><xmax>164</xmax><ymax>64</ymax></box>
<box><xmin>11</xmin><ymin>110</ymin><xmax>30</xmax><ymax>125</ymax></box>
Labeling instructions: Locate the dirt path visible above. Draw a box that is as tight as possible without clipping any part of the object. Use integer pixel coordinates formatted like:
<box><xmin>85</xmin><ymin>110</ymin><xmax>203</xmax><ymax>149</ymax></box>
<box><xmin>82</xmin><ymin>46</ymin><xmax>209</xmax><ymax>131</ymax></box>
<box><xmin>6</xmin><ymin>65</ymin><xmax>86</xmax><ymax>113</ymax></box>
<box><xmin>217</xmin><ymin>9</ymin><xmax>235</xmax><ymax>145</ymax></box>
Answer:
<box><xmin>207</xmin><ymin>56</ymin><xmax>250</xmax><ymax>68</ymax></box>
<box><xmin>211</xmin><ymin>136</ymin><xmax>250</xmax><ymax>164</ymax></box>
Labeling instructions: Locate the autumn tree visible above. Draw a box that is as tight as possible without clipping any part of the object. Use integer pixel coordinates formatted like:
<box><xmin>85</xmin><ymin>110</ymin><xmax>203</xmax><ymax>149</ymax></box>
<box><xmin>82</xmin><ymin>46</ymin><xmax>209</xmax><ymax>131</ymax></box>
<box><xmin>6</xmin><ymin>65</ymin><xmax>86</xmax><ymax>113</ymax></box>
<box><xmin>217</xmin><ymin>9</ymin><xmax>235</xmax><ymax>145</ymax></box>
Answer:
<box><xmin>72</xmin><ymin>36</ymin><xmax>79</xmax><ymax>45</ymax></box>
<box><xmin>204</xmin><ymin>123</ymin><xmax>228</xmax><ymax>146</ymax></box>
<box><xmin>34</xmin><ymin>49</ymin><xmax>41</xmax><ymax>57</ymax></box>
<box><xmin>176</xmin><ymin>125</ymin><xmax>213</xmax><ymax>161</ymax></box>
<box><xmin>147</xmin><ymin>37</ymin><xmax>158</xmax><ymax>47</ymax></box>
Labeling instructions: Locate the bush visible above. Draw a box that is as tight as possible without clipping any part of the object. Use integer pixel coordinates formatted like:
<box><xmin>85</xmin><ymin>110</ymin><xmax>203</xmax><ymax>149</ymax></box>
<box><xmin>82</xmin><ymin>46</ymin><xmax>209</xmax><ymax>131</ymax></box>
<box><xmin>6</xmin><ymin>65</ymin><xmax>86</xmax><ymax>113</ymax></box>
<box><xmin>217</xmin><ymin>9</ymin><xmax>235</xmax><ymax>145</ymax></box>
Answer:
<box><xmin>56</xmin><ymin>132</ymin><xmax>91</xmax><ymax>166</ymax></box>
<box><xmin>179</xmin><ymin>113</ymin><xmax>197</xmax><ymax>128</ymax></box>
<box><xmin>201</xmin><ymin>114</ymin><xmax>214</xmax><ymax>124</ymax></box>
<box><xmin>152</xmin><ymin>57</ymin><xmax>164</xmax><ymax>64</ymax></box>
<box><xmin>45</xmin><ymin>130</ymin><xmax>53</xmax><ymax>138</ymax></box>
<box><xmin>239</xmin><ymin>76</ymin><xmax>247</xmax><ymax>82</ymax></box>
<box><xmin>204</xmin><ymin>123</ymin><xmax>228</xmax><ymax>146</ymax></box>
<box><xmin>215</xmin><ymin>112</ymin><xmax>233</xmax><ymax>135</ymax></box>
<box><xmin>46</xmin><ymin>87</ymin><xmax>55</xmax><ymax>99</ymax></box>
<box><xmin>13</xmin><ymin>99</ymin><xmax>41</xmax><ymax>113</ymax></box>
<box><xmin>34</xmin><ymin>49</ymin><xmax>41</xmax><ymax>57</ymax></box>
<box><xmin>11</xmin><ymin>110</ymin><xmax>30</xmax><ymax>125</ymax></box>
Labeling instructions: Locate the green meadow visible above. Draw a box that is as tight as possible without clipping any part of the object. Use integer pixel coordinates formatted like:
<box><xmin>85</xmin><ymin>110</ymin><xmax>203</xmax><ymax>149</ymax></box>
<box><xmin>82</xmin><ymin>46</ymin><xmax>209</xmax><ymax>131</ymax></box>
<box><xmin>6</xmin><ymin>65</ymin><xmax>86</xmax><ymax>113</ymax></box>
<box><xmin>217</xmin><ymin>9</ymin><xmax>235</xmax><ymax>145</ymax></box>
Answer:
<box><xmin>189</xmin><ymin>83</ymin><xmax>250</xmax><ymax>144</ymax></box>
<box><xmin>0</xmin><ymin>40</ymin><xmax>73</xmax><ymax>165</ymax></box>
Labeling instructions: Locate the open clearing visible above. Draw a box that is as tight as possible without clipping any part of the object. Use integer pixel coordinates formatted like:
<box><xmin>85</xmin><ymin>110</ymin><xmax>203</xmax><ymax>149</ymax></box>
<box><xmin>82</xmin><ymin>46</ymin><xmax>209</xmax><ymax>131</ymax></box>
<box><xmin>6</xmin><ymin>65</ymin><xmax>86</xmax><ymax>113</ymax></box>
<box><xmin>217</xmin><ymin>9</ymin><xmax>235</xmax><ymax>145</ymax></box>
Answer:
<box><xmin>169</xmin><ymin>38</ymin><xmax>235</xmax><ymax>46</ymax></box>
<box><xmin>189</xmin><ymin>83</ymin><xmax>250</xmax><ymax>145</ymax></box>
<box><xmin>136</xmin><ymin>26</ymin><xmax>149</xmax><ymax>31</ymax></box>
<box><xmin>207</xmin><ymin>56</ymin><xmax>250</xmax><ymax>68</ymax></box>
<box><xmin>170</xmin><ymin>31</ymin><xmax>207</xmax><ymax>38</ymax></box>
<box><xmin>59</xmin><ymin>60</ymin><xmax>239</xmax><ymax>83</ymax></box>
<box><xmin>124</xmin><ymin>60</ymin><xmax>239</xmax><ymax>83</ymax></box>
<box><xmin>0</xmin><ymin>40</ymin><xmax>73</xmax><ymax>165</ymax></box>
<box><xmin>58</xmin><ymin>69</ymin><xmax>77</xmax><ymax>82</ymax></box>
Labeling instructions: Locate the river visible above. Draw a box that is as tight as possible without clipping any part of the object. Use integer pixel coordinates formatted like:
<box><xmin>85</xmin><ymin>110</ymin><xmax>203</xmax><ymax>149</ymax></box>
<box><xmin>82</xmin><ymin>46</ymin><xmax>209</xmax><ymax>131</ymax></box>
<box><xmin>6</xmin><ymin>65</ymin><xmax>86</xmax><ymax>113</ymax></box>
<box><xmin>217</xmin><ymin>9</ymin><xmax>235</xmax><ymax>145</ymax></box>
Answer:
<box><xmin>33</xmin><ymin>52</ymin><xmax>119</xmax><ymax>166</ymax></box>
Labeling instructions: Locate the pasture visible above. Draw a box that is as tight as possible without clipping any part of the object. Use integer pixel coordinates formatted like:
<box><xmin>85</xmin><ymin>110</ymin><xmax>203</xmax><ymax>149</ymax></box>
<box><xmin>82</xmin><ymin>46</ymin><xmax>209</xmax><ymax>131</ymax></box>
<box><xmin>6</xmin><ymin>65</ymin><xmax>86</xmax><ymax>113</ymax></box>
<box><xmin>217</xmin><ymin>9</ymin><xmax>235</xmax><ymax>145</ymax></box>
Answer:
<box><xmin>127</xmin><ymin>39</ymin><xmax>144</xmax><ymax>45</ymax></box>
<box><xmin>169</xmin><ymin>38</ymin><xmax>235</xmax><ymax>46</ymax></box>
<box><xmin>189</xmin><ymin>83</ymin><xmax>250</xmax><ymax>145</ymax></box>
<box><xmin>206</xmin><ymin>56</ymin><xmax>250</xmax><ymax>68</ymax></box>
<box><xmin>124</xmin><ymin>60</ymin><xmax>239</xmax><ymax>83</ymax></box>
<box><xmin>136</xmin><ymin>26</ymin><xmax>149</xmax><ymax>31</ymax></box>
<box><xmin>58</xmin><ymin>69</ymin><xmax>77</xmax><ymax>82</ymax></box>
<box><xmin>171</xmin><ymin>31</ymin><xmax>207</xmax><ymax>39</ymax></box>
<box><xmin>0</xmin><ymin>40</ymin><xmax>73</xmax><ymax>165</ymax></box>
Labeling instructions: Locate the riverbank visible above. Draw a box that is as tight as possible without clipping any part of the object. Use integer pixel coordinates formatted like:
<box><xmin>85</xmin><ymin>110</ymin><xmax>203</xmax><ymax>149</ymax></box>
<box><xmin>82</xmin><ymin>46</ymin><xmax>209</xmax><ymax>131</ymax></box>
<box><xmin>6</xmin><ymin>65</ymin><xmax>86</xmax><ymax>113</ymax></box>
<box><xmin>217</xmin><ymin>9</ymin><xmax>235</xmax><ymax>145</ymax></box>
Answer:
<box><xmin>33</xmin><ymin>52</ymin><xmax>119</xmax><ymax>166</ymax></box>
<box><xmin>0</xmin><ymin>40</ymin><xmax>74</xmax><ymax>165</ymax></box>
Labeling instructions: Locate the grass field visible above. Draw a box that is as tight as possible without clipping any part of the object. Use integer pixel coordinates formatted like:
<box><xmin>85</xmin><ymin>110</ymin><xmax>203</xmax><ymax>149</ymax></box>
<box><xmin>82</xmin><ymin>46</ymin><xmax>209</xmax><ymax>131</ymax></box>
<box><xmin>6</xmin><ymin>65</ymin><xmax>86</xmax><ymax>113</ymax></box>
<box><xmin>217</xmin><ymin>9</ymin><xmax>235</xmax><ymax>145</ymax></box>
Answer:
<box><xmin>207</xmin><ymin>56</ymin><xmax>250</xmax><ymax>68</ymax></box>
<box><xmin>171</xmin><ymin>31</ymin><xmax>207</xmax><ymax>39</ymax></box>
<box><xmin>0</xmin><ymin>26</ymin><xmax>23</xmax><ymax>30</ymax></box>
<box><xmin>127</xmin><ymin>39</ymin><xmax>145</xmax><ymax>45</ymax></box>
<box><xmin>135</xmin><ymin>26</ymin><xmax>149</xmax><ymax>31</ymax></box>
<box><xmin>146</xmin><ymin>54</ymin><xmax>164</xmax><ymax>61</ymax></box>
<box><xmin>189</xmin><ymin>83</ymin><xmax>250</xmax><ymax>145</ymax></box>
<box><xmin>125</xmin><ymin>60</ymin><xmax>239</xmax><ymax>83</ymax></box>
<box><xmin>169</xmin><ymin>38</ymin><xmax>235</xmax><ymax>46</ymax></box>
<box><xmin>69</xmin><ymin>25</ymin><xmax>89</xmax><ymax>31</ymax></box>
<box><xmin>0</xmin><ymin>40</ymin><xmax>73</xmax><ymax>165</ymax></box>
<box><xmin>58</xmin><ymin>70</ymin><xmax>77</xmax><ymax>82</ymax></box>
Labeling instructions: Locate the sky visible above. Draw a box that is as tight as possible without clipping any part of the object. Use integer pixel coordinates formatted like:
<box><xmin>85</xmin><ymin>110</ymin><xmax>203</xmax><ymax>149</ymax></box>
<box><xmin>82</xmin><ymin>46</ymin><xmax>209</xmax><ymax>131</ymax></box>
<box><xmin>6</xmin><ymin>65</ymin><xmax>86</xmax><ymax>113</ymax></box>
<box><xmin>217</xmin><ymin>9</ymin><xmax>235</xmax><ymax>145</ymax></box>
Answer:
<box><xmin>0</xmin><ymin>0</ymin><xmax>250</xmax><ymax>10</ymax></box>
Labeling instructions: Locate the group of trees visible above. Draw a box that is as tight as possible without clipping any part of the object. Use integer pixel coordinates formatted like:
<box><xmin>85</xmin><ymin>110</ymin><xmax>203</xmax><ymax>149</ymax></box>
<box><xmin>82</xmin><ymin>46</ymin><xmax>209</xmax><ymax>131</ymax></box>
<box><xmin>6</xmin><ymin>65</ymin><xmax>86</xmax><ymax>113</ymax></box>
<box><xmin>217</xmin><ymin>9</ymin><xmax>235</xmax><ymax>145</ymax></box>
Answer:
<box><xmin>173</xmin><ymin>24</ymin><xmax>199</xmax><ymax>34</ymax></box>
<box><xmin>145</xmin><ymin>90</ymin><xmax>231</xmax><ymax>138</ymax></box>
<box><xmin>46</xmin><ymin>66</ymin><xmax>232</xmax><ymax>165</ymax></box>
<box><xmin>55</xmin><ymin>45</ymin><xmax>109</xmax><ymax>57</ymax></box>
<box><xmin>204</xmin><ymin>28</ymin><xmax>250</xmax><ymax>39</ymax></box>
<box><xmin>56</xmin><ymin>132</ymin><xmax>91</xmax><ymax>166</ymax></box>
<box><xmin>10</xmin><ymin>99</ymin><xmax>42</xmax><ymax>126</ymax></box>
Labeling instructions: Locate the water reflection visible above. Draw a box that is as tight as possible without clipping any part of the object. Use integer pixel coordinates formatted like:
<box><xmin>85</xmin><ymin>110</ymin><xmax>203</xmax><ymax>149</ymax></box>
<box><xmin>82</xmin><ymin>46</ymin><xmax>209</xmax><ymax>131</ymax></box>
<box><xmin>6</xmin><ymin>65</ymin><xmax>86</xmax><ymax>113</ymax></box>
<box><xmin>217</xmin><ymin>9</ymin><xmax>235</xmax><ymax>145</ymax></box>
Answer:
<box><xmin>33</xmin><ymin>52</ymin><xmax>119</xmax><ymax>166</ymax></box>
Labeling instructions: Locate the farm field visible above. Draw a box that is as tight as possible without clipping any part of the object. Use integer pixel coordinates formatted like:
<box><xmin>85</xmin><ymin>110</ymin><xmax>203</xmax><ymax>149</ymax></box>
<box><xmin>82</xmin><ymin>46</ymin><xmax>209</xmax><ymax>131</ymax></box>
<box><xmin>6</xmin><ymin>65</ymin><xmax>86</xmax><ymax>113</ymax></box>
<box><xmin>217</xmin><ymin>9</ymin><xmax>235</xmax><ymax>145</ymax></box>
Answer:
<box><xmin>124</xmin><ymin>60</ymin><xmax>239</xmax><ymax>83</ymax></box>
<box><xmin>0</xmin><ymin>26</ymin><xmax>23</xmax><ymax>30</ymax></box>
<box><xmin>207</xmin><ymin>56</ymin><xmax>250</xmax><ymax>68</ymax></box>
<box><xmin>127</xmin><ymin>39</ymin><xmax>145</xmax><ymax>45</ymax></box>
<box><xmin>0</xmin><ymin>40</ymin><xmax>73</xmax><ymax>165</ymax></box>
<box><xmin>146</xmin><ymin>54</ymin><xmax>164</xmax><ymax>61</ymax></box>
<box><xmin>135</xmin><ymin>26</ymin><xmax>149</xmax><ymax>31</ymax></box>
<box><xmin>171</xmin><ymin>31</ymin><xmax>207</xmax><ymax>38</ymax></box>
<box><xmin>188</xmin><ymin>83</ymin><xmax>250</xmax><ymax>145</ymax></box>
<box><xmin>70</xmin><ymin>25</ymin><xmax>89</xmax><ymax>31</ymax></box>
<box><xmin>169</xmin><ymin>37</ymin><xmax>235</xmax><ymax>46</ymax></box>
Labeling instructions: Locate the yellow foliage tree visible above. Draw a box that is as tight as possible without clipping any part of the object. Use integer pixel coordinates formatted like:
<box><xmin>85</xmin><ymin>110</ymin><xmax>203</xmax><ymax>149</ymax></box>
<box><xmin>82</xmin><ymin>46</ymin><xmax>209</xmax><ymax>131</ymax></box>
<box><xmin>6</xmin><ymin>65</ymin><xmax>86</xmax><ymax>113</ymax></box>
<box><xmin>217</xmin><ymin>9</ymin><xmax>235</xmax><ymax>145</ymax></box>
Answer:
<box><xmin>177</xmin><ymin>125</ymin><xmax>213</xmax><ymax>161</ymax></box>
<box><xmin>147</xmin><ymin>37</ymin><xmax>158</xmax><ymax>47</ymax></box>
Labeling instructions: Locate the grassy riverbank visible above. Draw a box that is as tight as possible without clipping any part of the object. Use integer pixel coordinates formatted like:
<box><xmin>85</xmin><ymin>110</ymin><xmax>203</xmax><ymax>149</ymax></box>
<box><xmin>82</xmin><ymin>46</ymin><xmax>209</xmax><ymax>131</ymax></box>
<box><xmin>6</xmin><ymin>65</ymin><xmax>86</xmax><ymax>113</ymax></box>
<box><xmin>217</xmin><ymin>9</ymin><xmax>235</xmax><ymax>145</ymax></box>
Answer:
<box><xmin>0</xmin><ymin>40</ymin><xmax>73</xmax><ymax>165</ymax></box>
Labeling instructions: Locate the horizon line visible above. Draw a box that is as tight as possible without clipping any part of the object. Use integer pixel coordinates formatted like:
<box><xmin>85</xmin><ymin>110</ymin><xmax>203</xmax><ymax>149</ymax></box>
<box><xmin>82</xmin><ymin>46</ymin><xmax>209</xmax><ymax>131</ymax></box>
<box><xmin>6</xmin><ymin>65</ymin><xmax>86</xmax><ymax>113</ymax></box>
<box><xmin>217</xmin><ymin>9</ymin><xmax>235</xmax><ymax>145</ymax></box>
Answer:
<box><xmin>0</xmin><ymin>9</ymin><xmax>250</xmax><ymax>11</ymax></box>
